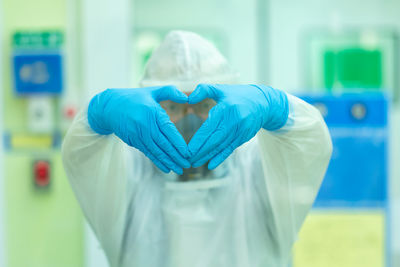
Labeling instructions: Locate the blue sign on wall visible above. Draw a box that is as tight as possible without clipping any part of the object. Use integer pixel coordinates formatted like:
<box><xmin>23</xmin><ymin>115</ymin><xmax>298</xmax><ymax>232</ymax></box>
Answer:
<box><xmin>300</xmin><ymin>93</ymin><xmax>388</xmax><ymax>208</ymax></box>
<box><xmin>13</xmin><ymin>52</ymin><xmax>63</xmax><ymax>95</ymax></box>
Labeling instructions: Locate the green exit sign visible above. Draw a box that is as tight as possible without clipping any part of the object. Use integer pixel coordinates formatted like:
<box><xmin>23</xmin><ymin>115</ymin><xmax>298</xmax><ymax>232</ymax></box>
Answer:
<box><xmin>13</xmin><ymin>30</ymin><xmax>64</xmax><ymax>49</ymax></box>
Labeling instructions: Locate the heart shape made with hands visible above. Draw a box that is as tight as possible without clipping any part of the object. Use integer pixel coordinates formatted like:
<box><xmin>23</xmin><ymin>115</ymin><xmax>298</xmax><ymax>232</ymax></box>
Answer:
<box><xmin>89</xmin><ymin>84</ymin><xmax>269</xmax><ymax>175</ymax></box>
<box><xmin>89</xmin><ymin>83</ymin><xmax>286</xmax><ymax>174</ymax></box>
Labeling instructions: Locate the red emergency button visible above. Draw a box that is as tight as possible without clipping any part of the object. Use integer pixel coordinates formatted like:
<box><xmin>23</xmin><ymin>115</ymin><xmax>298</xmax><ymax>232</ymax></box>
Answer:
<box><xmin>34</xmin><ymin>160</ymin><xmax>50</xmax><ymax>188</ymax></box>
<box><xmin>64</xmin><ymin>106</ymin><xmax>77</xmax><ymax>119</ymax></box>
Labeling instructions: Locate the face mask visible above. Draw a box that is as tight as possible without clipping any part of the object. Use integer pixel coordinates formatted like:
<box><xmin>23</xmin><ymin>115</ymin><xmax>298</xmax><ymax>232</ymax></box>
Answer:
<box><xmin>173</xmin><ymin>114</ymin><xmax>209</xmax><ymax>181</ymax></box>
<box><xmin>174</xmin><ymin>113</ymin><xmax>204</xmax><ymax>144</ymax></box>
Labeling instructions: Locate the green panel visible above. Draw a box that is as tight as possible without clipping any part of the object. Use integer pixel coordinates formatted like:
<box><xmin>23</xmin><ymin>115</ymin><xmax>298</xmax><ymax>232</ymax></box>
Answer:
<box><xmin>323</xmin><ymin>50</ymin><xmax>335</xmax><ymax>90</ymax></box>
<box><xmin>294</xmin><ymin>212</ymin><xmax>384</xmax><ymax>267</ymax></box>
<box><xmin>323</xmin><ymin>48</ymin><xmax>382</xmax><ymax>91</ymax></box>
<box><xmin>13</xmin><ymin>31</ymin><xmax>64</xmax><ymax>49</ymax></box>
<box><xmin>338</xmin><ymin>48</ymin><xmax>382</xmax><ymax>88</ymax></box>
<box><xmin>5</xmin><ymin>153</ymin><xmax>84</xmax><ymax>267</ymax></box>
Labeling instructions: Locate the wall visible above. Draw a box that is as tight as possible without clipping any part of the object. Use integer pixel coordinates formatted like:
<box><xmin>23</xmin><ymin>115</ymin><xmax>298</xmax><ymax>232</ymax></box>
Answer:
<box><xmin>0</xmin><ymin>0</ymin><xmax>5</xmax><ymax>265</ymax></box>
<box><xmin>0</xmin><ymin>0</ymin><xmax>84</xmax><ymax>266</ymax></box>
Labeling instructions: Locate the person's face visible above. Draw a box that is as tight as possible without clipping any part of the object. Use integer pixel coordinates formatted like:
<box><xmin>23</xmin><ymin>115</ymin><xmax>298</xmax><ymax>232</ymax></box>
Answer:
<box><xmin>160</xmin><ymin>92</ymin><xmax>216</xmax><ymax>123</ymax></box>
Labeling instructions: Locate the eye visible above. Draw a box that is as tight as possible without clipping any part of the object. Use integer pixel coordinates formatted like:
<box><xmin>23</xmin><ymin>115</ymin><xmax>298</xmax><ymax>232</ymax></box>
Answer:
<box><xmin>201</xmin><ymin>103</ymin><xmax>210</xmax><ymax>109</ymax></box>
<box><xmin>165</xmin><ymin>104</ymin><xmax>183</xmax><ymax>115</ymax></box>
<box><xmin>168</xmin><ymin>105</ymin><xmax>181</xmax><ymax>115</ymax></box>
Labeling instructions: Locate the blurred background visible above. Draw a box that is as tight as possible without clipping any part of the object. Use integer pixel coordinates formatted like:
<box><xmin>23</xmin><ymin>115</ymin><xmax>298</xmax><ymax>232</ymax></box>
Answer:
<box><xmin>0</xmin><ymin>0</ymin><xmax>399</xmax><ymax>266</ymax></box>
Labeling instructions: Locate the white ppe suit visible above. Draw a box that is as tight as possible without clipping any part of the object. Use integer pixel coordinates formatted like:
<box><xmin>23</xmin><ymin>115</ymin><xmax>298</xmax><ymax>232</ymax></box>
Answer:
<box><xmin>62</xmin><ymin>31</ymin><xmax>332</xmax><ymax>267</ymax></box>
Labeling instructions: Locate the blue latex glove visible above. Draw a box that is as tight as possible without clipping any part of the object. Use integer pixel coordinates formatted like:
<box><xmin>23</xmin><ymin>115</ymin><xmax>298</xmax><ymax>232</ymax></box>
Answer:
<box><xmin>88</xmin><ymin>86</ymin><xmax>191</xmax><ymax>174</ymax></box>
<box><xmin>188</xmin><ymin>84</ymin><xmax>289</xmax><ymax>170</ymax></box>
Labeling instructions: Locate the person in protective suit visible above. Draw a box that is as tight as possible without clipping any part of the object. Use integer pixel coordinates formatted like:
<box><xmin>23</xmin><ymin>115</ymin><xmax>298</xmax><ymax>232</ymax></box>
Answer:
<box><xmin>62</xmin><ymin>30</ymin><xmax>332</xmax><ymax>267</ymax></box>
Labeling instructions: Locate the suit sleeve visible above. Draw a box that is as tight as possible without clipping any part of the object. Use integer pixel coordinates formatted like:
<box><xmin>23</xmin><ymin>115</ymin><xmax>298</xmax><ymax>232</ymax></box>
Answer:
<box><xmin>62</xmin><ymin>105</ymin><xmax>141</xmax><ymax>266</ymax></box>
<box><xmin>256</xmin><ymin>93</ymin><xmax>333</xmax><ymax>259</ymax></box>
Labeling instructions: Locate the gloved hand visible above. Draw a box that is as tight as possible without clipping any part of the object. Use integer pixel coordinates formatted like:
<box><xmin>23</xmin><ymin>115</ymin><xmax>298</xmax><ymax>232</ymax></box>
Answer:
<box><xmin>188</xmin><ymin>84</ymin><xmax>289</xmax><ymax>169</ymax></box>
<box><xmin>88</xmin><ymin>86</ymin><xmax>191</xmax><ymax>174</ymax></box>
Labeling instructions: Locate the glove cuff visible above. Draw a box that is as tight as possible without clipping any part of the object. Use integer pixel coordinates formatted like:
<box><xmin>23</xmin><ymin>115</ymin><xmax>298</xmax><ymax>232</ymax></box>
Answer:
<box><xmin>254</xmin><ymin>85</ymin><xmax>289</xmax><ymax>131</ymax></box>
<box><xmin>87</xmin><ymin>91</ymin><xmax>113</xmax><ymax>135</ymax></box>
